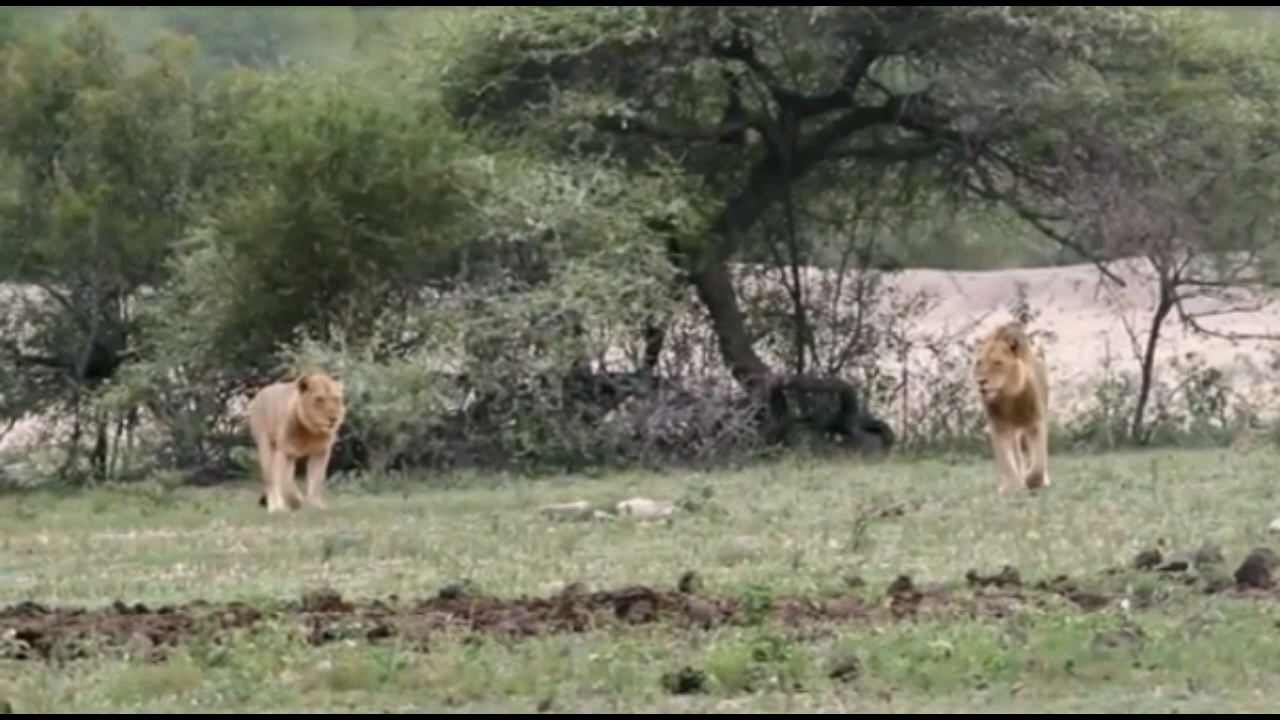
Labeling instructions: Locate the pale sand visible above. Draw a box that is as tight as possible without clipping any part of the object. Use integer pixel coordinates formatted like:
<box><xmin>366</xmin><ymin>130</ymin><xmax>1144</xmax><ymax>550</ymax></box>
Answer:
<box><xmin>882</xmin><ymin>257</ymin><xmax>1280</xmax><ymax>420</ymax></box>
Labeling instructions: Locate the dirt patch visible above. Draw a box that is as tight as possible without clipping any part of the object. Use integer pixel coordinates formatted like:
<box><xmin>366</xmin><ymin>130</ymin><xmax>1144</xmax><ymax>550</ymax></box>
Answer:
<box><xmin>4</xmin><ymin>563</ymin><xmax>1280</xmax><ymax>663</ymax></box>
<box><xmin>0</xmin><ymin>598</ymin><xmax>262</xmax><ymax>663</ymax></box>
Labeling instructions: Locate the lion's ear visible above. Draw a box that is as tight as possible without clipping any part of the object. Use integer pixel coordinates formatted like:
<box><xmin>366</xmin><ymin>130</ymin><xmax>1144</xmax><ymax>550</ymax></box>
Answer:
<box><xmin>997</xmin><ymin>324</ymin><xmax>1024</xmax><ymax>353</ymax></box>
<box><xmin>296</xmin><ymin>374</ymin><xmax>311</xmax><ymax>393</ymax></box>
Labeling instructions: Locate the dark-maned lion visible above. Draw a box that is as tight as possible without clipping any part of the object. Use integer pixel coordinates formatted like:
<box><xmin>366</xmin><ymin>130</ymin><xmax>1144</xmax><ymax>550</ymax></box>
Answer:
<box><xmin>972</xmin><ymin>322</ymin><xmax>1051</xmax><ymax>492</ymax></box>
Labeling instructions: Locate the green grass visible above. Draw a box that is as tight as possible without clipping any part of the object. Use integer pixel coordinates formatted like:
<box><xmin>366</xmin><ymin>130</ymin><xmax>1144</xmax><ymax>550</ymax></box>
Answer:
<box><xmin>3</xmin><ymin>446</ymin><xmax>1280</xmax><ymax>712</ymax></box>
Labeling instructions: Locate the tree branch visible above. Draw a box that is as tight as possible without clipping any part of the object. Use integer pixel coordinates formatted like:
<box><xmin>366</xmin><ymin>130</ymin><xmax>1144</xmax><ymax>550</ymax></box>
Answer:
<box><xmin>1173</xmin><ymin>306</ymin><xmax>1280</xmax><ymax>342</ymax></box>
<box><xmin>771</xmin><ymin>46</ymin><xmax>882</xmax><ymax>119</ymax></box>
<box><xmin>962</xmin><ymin>177</ymin><xmax>1128</xmax><ymax>287</ymax></box>
<box><xmin>710</xmin><ymin>27</ymin><xmax>773</xmax><ymax>81</ymax></box>
<box><xmin>827</xmin><ymin>138</ymin><xmax>948</xmax><ymax>163</ymax></box>
<box><xmin>594</xmin><ymin>113</ymin><xmax>767</xmax><ymax>145</ymax></box>
<box><xmin>703</xmin><ymin>95</ymin><xmax>932</xmax><ymax>269</ymax></box>
<box><xmin>711</xmin><ymin>26</ymin><xmax>882</xmax><ymax>121</ymax></box>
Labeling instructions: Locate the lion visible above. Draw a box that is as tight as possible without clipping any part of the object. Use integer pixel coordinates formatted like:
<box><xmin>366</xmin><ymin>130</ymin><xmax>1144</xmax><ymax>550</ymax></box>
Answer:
<box><xmin>247</xmin><ymin>371</ymin><xmax>346</xmax><ymax>512</ymax></box>
<box><xmin>972</xmin><ymin>321</ymin><xmax>1051</xmax><ymax>492</ymax></box>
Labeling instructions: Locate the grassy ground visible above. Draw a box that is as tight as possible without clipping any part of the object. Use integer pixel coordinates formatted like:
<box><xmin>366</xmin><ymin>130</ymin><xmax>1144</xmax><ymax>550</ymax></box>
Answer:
<box><xmin>3</xmin><ymin>446</ymin><xmax>1280</xmax><ymax>712</ymax></box>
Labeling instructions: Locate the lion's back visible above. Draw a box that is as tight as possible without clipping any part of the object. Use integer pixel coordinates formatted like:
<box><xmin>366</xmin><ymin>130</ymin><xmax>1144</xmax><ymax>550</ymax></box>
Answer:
<box><xmin>248</xmin><ymin>381</ymin><xmax>297</xmax><ymax>439</ymax></box>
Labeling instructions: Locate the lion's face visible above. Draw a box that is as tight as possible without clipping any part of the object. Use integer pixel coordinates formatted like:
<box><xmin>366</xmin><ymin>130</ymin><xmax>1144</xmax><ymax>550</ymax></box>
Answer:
<box><xmin>296</xmin><ymin>373</ymin><xmax>346</xmax><ymax>434</ymax></box>
<box><xmin>973</xmin><ymin>340</ymin><xmax>1026</xmax><ymax>404</ymax></box>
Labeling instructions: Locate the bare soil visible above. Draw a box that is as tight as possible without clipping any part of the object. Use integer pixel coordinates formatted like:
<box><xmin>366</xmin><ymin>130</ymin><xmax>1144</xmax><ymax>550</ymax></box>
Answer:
<box><xmin>3</xmin><ymin>554</ymin><xmax>1276</xmax><ymax>663</ymax></box>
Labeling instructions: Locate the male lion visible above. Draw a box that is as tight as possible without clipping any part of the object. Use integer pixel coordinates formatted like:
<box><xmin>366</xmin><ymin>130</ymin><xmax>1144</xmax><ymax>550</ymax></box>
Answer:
<box><xmin>972</xmin><ymin>321</ymin><xmax>1051</xmax><ymax>492</ymax></box>
<box><xmin>247</xmin><ymin>371</ymin><xmax>346</xmax><ymax>512</ymax></box>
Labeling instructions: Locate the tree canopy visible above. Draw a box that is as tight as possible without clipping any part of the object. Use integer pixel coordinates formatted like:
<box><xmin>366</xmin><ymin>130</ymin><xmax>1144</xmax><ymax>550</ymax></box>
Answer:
<box><xmin>3</xmin><ymin>6</ymin><xmax>1280</xmax><ymax>481</ymax></box>
<box><xmin>441</xmin><ymin>6</ymin><xmax>1280</xmax><ymax>385</ymax></box>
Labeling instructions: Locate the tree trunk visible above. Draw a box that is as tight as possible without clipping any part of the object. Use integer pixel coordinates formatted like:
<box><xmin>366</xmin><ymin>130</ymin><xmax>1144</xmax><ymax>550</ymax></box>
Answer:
<box><xmin>1131</xmin><ymin>286</ymin><xmax>1175</xmax><ymax>443</ymax></box>
<box><xmin>109</xmin><ymin>411</ymin><xmax>126</xmax><ymax>479</ymax></box>
<box><xmin>690</xmin><ymin>260</ymin><xmax>772</xmax><ymax>391</ymax></box>
<box><xmin>683</xmin><ymin>106</ymin><xmax>901</xmax><ymax>391</ymax></box>
<box><xmin>61</xmin><ymin>397</ymin><xmax>83</xmax><ymax>481</ymax></box>
<box><xmin>92</xmin><ymin>412</ymin><xmax>108</xmax><ymax>481</ymax></box>
<box><xmin>640</xmin><ymin>322</ymin><xmax>665</xmax><ymax>377</ymax></box>
<box><xmin>665</xmin><ymin>102</ymin><xmax>924</xmax><ymax>451</ymax></box>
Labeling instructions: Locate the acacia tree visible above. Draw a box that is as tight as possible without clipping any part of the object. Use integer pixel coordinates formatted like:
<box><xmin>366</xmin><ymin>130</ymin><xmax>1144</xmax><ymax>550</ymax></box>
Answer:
<box><xmin>442</xmin><ymin>6</ymin><xmax>1257</xmax><ymax>440</ymax></box>
<box><xmin>1036</xmin><ymin>33</ymin><xmax>1280</xmax><ymax>442</ymax></box>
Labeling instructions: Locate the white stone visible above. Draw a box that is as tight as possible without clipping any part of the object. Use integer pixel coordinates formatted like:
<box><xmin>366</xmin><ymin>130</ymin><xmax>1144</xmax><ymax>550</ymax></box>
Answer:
<box><xmin>539</xmin><ymin>501</ymin><xmax>592</xmax><ymax>521</ymax></box>
<box><xmin>615</xmin><ymin>497</ymin><xmax>675</xmax><ymax>520</ymax></box>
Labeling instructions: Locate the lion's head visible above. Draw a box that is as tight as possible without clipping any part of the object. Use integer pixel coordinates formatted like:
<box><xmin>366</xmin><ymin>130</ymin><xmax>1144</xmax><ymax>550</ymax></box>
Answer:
<box><xmin>293</xmin><ymin>372</ymin><xmax>346</xmax><ymax>435</ymax></box>
<box><xmin>973</xmin><ymin>323</ymin><xmax>1032</xmax><ymax>404</ymax></box>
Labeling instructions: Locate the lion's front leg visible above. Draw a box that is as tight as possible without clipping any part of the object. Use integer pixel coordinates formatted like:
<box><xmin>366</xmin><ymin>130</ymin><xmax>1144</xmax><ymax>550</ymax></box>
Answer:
<box><xmin>1024</xmin><ymin>420</ymin><xmax>1051</xmax><ymax>489</ymax></box>
<box><xmin>988</xmin><ymin>425</ymin><xmax>1024</xmax><ymax>493</ymax></box>
<box><xmin>272</xmin><ymin>451</ymin><xmax>304</xmax><ymax>512</ymax></box>
<box><xmin>250</xmin><ymin>421</ymin><xmax>286</xmax><ymax>513</ymax></box>
<box><xmin>262</xmin><ymin>448</ymin><xmax>290</xmax><ymax>509</ymax></box>
<box><xmin>304</xmin><ymin>447</ymin><xmax>332</xmax><ymax>510</ymax></box>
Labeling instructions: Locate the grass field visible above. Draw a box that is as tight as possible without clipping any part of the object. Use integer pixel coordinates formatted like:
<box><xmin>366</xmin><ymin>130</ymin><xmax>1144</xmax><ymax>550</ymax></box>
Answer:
<box><xmin>4</xmin><ymin>446</ymin><xmax>1280</xmax><ymax>712</ymax></box>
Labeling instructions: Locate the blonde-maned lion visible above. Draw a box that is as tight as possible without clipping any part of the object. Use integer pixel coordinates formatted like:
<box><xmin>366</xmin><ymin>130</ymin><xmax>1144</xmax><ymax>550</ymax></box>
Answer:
<box><xmin>972</xmin><ymin>321</ymin><xmax>1051</xmax><ymax>492</ymax></box>
<box><xmin>247</xmin><ymin>371</ymin><xmax>346</xmax><ymax>512</ymax></box>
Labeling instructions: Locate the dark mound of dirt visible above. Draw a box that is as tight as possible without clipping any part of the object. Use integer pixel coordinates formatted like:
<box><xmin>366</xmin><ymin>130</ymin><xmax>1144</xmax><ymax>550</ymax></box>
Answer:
<box><xmin>0</xmin><ymin>599</ymin><xmax>262</xmax><ymax>662</ymax></box>
<box><xmin>661</xmin><ymin>665</ymin><xmax>708</xmax><ymax>694</ymax></box>
<box><xmin>1234</xmin><ymin>548</ymin><xmax>1278</xmax><ymax>590</ymax></box>
<box><xmin>1131</xmin><ymin>544</ymin><xmax>1280</xmax><ymax>594</ymax></box>
<box><xmin>0</xmin><ymin>582</ymin><xmax>941</xmax><ymax>663</ymax></box>
<box><xmin>6</xmin><ymin>562</ymin><xmax>1280</xmax><ymax>663</ymax></box>
<box><xmin>966</xmin><ymin>565</ymin><xmax>1022</xmax><ymax>589</ymax></box>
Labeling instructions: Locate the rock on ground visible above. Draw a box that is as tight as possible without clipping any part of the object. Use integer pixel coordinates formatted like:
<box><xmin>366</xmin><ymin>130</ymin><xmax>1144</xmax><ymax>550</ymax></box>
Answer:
<box><xmin>616</xmin><ymin>497</ymin><xmax>675</xmax><ymax>520</ymax></box>
<box><xmin>539</xmin><ymin>501</ymin><xmax>593</xmax><ymax>522</ymax></box>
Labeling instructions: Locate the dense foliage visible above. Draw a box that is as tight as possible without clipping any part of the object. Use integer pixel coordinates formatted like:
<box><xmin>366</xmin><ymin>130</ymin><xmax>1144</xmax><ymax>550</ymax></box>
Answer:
<box><xmin>2</xmin><ymin>7</ymin><xmax>1279</xmax><ymax>484</ymax></box>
